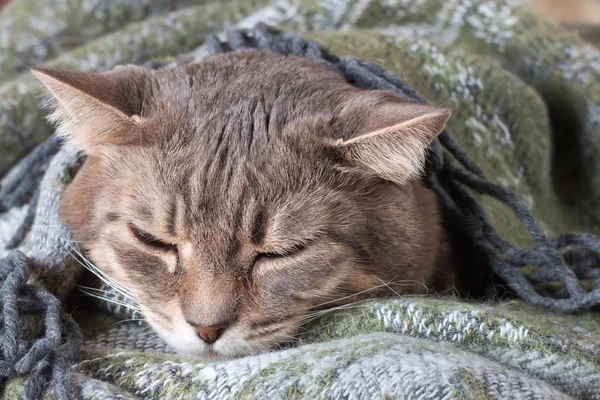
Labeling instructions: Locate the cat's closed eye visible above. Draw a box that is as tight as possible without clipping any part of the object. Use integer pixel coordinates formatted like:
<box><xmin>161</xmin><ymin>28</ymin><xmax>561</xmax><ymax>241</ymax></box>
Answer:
<box><xmin>129</xmin><ymin>224</ymin><xmax>176</xmax><ymax>252</ymax></box>
<box><xmin>254</xmin><ymin>242</ymin><xmax>309</xmax><ymax>263</ymax></box>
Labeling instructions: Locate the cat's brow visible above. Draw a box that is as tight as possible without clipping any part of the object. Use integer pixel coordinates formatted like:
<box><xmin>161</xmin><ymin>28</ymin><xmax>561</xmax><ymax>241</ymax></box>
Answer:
<box><xmin>135</xmin><ymin>204</ymin><xmax>153</xmax><ymax>221</ymax></box>
<box><xmin>105</xmin><ymin>212</ymin><xmax>120</xmax><ymax>222</ymax></box>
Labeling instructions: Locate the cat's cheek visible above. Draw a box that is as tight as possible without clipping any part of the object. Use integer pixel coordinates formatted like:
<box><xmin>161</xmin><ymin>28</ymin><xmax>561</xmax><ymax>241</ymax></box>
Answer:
<box><xmin>212</xmin><ymin>325</ymin><xmax>278</xmax><ymax>358</ymax></box>
<box><xmin>87</xmin><ymin>245</ymin><xmax>133</xmax><ymax>290</ymax></box>
<box><xmin>211</xmin><ymin>327</ymin><xmax>248</xmax><ymax>357</ymax></box>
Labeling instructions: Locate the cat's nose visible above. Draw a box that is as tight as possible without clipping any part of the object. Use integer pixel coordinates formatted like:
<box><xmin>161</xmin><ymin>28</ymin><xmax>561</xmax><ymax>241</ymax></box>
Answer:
<box><xmin>193</xmin><ymin>323</ymin><xmax>229</xmax><ymax>345</ymax></box>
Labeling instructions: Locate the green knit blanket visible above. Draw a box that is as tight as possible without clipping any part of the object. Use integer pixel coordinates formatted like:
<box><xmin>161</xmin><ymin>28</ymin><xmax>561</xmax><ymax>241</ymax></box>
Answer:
<box><xmin>0</xmin><ymin>0</ymin><xmax>599</xmax><ymax>399</ymax></box>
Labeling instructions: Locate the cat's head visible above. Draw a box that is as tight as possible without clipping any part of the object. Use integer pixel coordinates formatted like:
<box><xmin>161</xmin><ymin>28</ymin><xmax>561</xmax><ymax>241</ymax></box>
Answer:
<box><xmin>32</xmin><ymin>51</ymin><xmax>452</xmax><ymax>358</ymax></box>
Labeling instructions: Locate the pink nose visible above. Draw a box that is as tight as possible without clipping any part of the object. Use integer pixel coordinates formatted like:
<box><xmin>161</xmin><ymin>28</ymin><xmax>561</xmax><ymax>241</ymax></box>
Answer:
<box><xmin>192</xmin><ymin>323</ymin><xmax>229</xmax><ymax>345</ymax></box>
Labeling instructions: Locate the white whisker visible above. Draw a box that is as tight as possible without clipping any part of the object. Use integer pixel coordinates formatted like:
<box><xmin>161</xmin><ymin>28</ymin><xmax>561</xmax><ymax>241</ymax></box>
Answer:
<box><xmin>112</xmin><ymin>317</ymin><xmax>147</xmax><ymax>326</ymax></box>
<box><xmin>308</xmin><ymin>281</ymin><xmax>390</xmax><ymax>309</ymax></box>
<box><xmin>64</xmin><ymin>241</ymin><xmax>137</xmax><ymax>303</ymax></box>
<box><xmin>79</xmin><ymin>288</ymin><xmax>142</xmax><ymax>312</ymax></box>
<box><xmin>76</xmin><ymin>284</ymin><xmax>137</xmax><ymax>302</ymax></box>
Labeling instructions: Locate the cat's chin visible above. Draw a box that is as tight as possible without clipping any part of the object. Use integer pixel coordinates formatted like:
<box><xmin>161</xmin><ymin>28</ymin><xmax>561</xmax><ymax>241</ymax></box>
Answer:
<box><xmin>173</xmin><ymin>346</ymin><xmax>223</xmax><ymax>360</ymax></box>
<box><xmin>151</xmin><ymin>322</ymin><xmax>271</xmax><ymax>360</ymax></box>
<box><xmin>146</xmin><ymin>321</ymin><xmax>209</xmax><ymax>358</ymax></box>
<box><xmin>170</xmin><ymin>341</ymin><xmax>263</xmax><ymax>360</ymax></box>
<box><xmin>162</xmin><ymin>335</ymin><xmax>235</xmax><ymax>360</ymax></box>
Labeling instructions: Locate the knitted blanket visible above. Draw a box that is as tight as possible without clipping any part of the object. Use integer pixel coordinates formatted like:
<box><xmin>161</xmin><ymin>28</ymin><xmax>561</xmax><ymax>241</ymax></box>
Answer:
<box><xmin>1</xmin><ymin>0</ymin><xmax>600</xmax><ymax>399</ymax></box>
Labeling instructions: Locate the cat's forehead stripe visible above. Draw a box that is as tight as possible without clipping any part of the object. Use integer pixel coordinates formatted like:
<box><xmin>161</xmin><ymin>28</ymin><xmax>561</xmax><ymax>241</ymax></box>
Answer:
<box><xmin>167</xmin><ymin>198</ymin><xmax>178</xmax><ymax>236</ymax></box>
<box><xmin>105</xmin><ymin>212</ymin><xmax>120</xmax><ymax>222</ymax></box>
<box><xmin>135</xmin><ymin>204</ymin><xmax>153</xmax><ymax>221</ymax></box>
<box><xmin>250</xmin><ymin>208</ymin><xmax>267</xmax><ymax>245</ymax></box>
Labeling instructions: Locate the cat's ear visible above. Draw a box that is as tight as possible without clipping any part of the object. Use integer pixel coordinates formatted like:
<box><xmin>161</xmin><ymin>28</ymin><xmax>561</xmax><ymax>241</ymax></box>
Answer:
<box><xmin>331</xmin><ymin>93</ymin><xmax>451</xmax><ymax>185</ymax></box>
<box><xmin>30</xmin><ymin>65</ymin><xmax>148</xmax><ymax>153</ymax></box>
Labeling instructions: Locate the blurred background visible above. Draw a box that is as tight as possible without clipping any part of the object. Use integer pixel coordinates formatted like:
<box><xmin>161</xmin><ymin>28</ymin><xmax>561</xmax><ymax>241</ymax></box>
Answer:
<box><xmin>2</xmin><ymin>0</ymin><xmax>600</xmax><ymax>46</ymax></box>
<box><xmin>525</xmin><ymin>0</ymin><xmax>600</xmax><ymax>23</ymax></box>
<box><xmin>1</xmin><ymin>0</ymin><xmax>600</xmax><ymax>23</ymax></box>
<box><xmin>525</xmin><ymin>0</ymin><xmax>600</xmax><ymax>46</ymax></box>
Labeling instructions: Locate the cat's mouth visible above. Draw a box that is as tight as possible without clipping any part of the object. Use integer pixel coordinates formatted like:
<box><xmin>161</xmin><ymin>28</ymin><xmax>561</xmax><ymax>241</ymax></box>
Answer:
<box><xmin>193</xmin><ymin>346</ymin><xmax>220</xmax><ymax>359</ymax></box>
<box><xmin>143</xmin><ymin>316</ymin><xmax>283</xmax><ymax>359</ymax></box>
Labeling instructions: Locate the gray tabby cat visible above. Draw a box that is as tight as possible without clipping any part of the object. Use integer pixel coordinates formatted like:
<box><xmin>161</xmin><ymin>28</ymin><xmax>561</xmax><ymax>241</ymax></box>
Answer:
<box><xmin>32</xmin><ymin>50</ymin><xmax>458</xmax><ymax>358</ymax></box>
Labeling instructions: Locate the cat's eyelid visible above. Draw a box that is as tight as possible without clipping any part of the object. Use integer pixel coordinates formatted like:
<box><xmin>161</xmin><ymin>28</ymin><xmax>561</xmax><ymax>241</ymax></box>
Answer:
<box><xmin>129</xmin><ymin>223</ymin><xmax>176</xmax><ymax>251</ymax></box>
<box><xmin>128</xmin><ymin>222</ymin><xmax>175</xmax><ymax>241</ymax></box>
<box><xmin>260</xmin><ymin>237</ymin><xmax>316</xmax><ymax>258</ymax></box>
<box><xmin>273</xmin><ymin>242</ymin><xmax>308</xmax><ymax>256</ymax></box>
<box><xmin>128</xmin><ymin>224</ymin><xmax>156</xmax><ymax>239</ymax></box>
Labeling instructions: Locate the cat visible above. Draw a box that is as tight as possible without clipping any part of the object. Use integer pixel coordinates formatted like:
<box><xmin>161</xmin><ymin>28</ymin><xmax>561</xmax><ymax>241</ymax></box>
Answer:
<box><xmin>32</xmin><ymin>50</ymin><xmax>458</xmax><ymax>358</ymax></box>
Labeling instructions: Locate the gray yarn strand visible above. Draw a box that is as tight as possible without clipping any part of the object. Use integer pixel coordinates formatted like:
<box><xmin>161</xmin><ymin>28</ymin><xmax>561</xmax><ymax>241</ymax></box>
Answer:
<box><xmin>0</xmin><ymin>250</ymin><xmax>83</xmax><ymax>399</ymax></box>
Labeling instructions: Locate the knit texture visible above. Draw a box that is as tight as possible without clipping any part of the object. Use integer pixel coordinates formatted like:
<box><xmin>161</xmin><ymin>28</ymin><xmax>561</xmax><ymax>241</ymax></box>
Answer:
<box><xmin>1</xmin><ymin>0</ymin><xmax>600</xmax><ymax>399</ymax></box>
